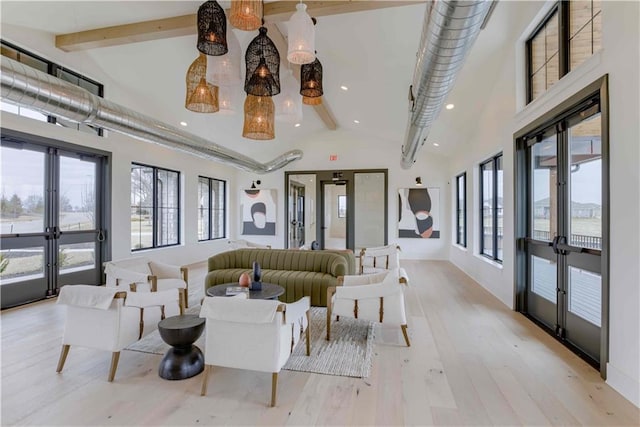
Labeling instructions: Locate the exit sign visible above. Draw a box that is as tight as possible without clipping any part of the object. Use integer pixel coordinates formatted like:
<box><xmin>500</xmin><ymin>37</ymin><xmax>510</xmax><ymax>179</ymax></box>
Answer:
<box><xmin>329</xmin><ymin>154</ymin><xmax>338</xmax><ymax>161</ymax></box>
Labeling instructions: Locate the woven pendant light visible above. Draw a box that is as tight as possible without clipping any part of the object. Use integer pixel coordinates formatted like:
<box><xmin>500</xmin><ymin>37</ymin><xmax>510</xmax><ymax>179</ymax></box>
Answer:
<box><xmin>185</xmin><ymin>54</ymin><xmax>219</xmax><ymax>113</ymax></box>
<box><xmin>218</xmin><ymin>85</ymin><xmax>240</xmax><ymax>114</ymax></box>
<box><xmin>188</xmin><ymin>78</ymin><xmax>220</xmax><ymax>113</ymax></box>
<box><xmin>229</xmin><ymin>0</ymin><xmax>262</xmax><ymax>31</ymax></box>
<box><xmin>245</xmin><ymin>27</ymin><xmax>281</xmax><ymax>97</ymax></box>
<box><xmin>243</xmin><ymin>94</ymin><xmax>275</xmax><ymax>140</ymax></box>
<box><xmin>303</xmin><ymin>95</ymin><xmax>322</xmax><ymax>105</ymax></box>
<box><xmin>276</xmin><ymin>69</ymin><xmax>303</xmax><ymax>123</ymax></box>
<box><xmin>300</xmin><ymin>57</ymin><xmax>323</xmax><ymax>98</ymax></box>
<box><xmin>197</xmin><ymin>1</ymin><xmax>228</xmax><ymax>56</ymax></box>
<box><xmin>287</xmin><ymin>2</ymin><xmax>315</xmax><ymax>65</ymax></box>
<box><xmin>206</xmin><ymin>30</ymin><xmax>242</xmax><ymax>86</ymax></box>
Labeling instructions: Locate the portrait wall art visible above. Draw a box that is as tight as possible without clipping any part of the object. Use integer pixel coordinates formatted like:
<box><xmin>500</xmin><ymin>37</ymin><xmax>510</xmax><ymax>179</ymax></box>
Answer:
<box><xmin>241</xmin><ymin>188</ymin><xmax>277</xmax><ymax>236</ymax></box>
<box><xmin>398</xmin><ymin>187</ymin><xmax>440</xmax><ymax>238</ymax></box>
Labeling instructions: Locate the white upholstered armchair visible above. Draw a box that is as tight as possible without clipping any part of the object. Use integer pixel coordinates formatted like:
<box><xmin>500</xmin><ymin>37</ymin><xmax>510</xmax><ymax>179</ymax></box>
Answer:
<box><xmin>104</xmin><ymin>257</ymin><xmax>189</xmax><ymax>308</ymax></box>
<box><xmin>56</xmin><ymin>285</ymin><xmax>181</xmax><ymax>381</ymax></box>
<box><xmin>359</xmin><ymin>244</ymin><xmax>409</xmax><ymax>285</ymax></box>
<box><xmin>327</xmin><ymin>271</ymin><xmax>410</xmax><ymax>347</ymax></box>
<box><xmin>199</xmin><ymin>295</ymin><xmax>310</xmax><ymax>407</ymax></box>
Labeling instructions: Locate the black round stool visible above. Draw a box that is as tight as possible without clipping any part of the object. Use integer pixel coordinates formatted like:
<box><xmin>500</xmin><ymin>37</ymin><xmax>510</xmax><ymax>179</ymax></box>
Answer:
<box><xmin>157</xmin><ymin>314</ymin><xmax>205</xmax><ymax>380</ymax></box>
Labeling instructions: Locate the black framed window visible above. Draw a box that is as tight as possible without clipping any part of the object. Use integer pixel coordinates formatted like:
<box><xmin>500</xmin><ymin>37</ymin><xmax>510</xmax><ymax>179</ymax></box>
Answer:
<box><xmin>131</xmin><ymin>163</ymin><xmax>180</xmax><ymax>250</ymax></box>
<box><xmin>526</xmin><ymin>0</ymin><xmax>602</xmax><ymax>103</ymax></box>
<box><xmin>0</xmin><ymin>40</ymin><xmax>105</xmax><ymax>136</ymax></box>
<box><xmin>198</xmin><ymin>176</ymin><xmax>226</xmax><ymax>241</ymax></box>
<box><xmin>480</xmin><ymin>154</ymin><xmax>503</xmax><ymax>262</ymax></box>
<box><xmin>456</xmin><ymin>172</ymin><xmax>467</xmax><ymax>247</ymax></box>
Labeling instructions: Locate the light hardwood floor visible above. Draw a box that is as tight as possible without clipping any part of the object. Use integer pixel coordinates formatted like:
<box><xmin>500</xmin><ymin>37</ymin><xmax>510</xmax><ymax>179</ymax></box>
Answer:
<box><xmin>2</xmin><ymin>260</ymin><xmax>638</xmax><ymax>426</ymax></box>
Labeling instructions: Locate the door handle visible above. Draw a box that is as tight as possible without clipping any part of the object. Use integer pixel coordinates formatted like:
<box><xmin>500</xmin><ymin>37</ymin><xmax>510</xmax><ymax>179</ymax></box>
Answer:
<box><xmin>551</xmin><ymin>235</ymin><xmax>560</xmax><ymax>254</ymax></box>
<box><xmin>556</xmin><ymin>241</ymin><xmax>585</xmax><ymax>254</ymax></box>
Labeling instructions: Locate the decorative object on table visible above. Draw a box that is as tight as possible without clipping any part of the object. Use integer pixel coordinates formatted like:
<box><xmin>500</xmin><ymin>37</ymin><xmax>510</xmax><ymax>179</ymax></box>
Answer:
<box><xmin>239</xmin><ymin>272</ymin><xmax>251</xmax><ymax>287</ymax></box>
<box><xmin>240</xmin><ymin>188</ymin><xmax>276</xmax><ymax>235</ymax></box>
<box><xmin>287</xmin><ymin>1</ymin><xmax>316</xmax><ymax>65</ymax></box>
<box><xmin>157</xmin><ymin>314</ymin><xmax>206</xmax><ymax>380</ymax></box>
<box><xmin>244</xmin><ymin>27</ymin><xmax>280</xmax><ymax>97</ymax></box>
<box><xmin>398</xmin><ymin>187</ymin><xmax>440</xmax><ymax>238</ymax></box>
<box><xmin>251</xmin><ymin>261</ymin><xmax>262</xmax><ymax>290</ymax></box>
<box><xmin>226</xmin><ymin>285</ymin><xmax>250</xmax><ymax>296</ymax></box>
<box><xmin>186</xmin><ymin>54</ymin><xmax>219</xmax><ymax>113</ymax></box>
<box><xmin>229</xmin><ymin>0</ymin><xmax>262</xmax><ymax>31</ymax></box>
<box><xmin>197</xmin><ymin>0</ymin><xmax>228</xmax><ymax>56</ymax></box>
<box><xmin>206</xmin><ymin>282</ymin><xmax>284</xmax><ymax>300</ymax></box>
<box><xmin>300</xmin><ymin>57</ymin><xmax>323</xmax><ymax>99</ymax></box>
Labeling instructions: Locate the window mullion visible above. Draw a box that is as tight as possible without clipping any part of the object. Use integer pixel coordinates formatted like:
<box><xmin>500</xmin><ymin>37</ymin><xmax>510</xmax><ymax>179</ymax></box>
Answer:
<box><xmin>559</xmin><ymin>0</ymin><xmax>569</xmax><ymax>77</ymax></box>
<box><xmin>152</xmin><ymin>168</ymin><xmax>158</xmax><ymax>248</ymax></box>
<box><xmin>493</xmin><ymin>158</ymin><xmax>499</xmax><ymax>261</ymax></box>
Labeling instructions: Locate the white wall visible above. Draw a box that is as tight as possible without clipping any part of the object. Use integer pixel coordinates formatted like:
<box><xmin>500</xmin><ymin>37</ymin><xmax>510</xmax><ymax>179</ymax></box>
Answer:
<box><xmin>447</xmin><ymin>0</ymin><xmax>640</xmax><ymax>407</ymax></box>
<box><xmin>236</xmin><ymin>128</ymin><xmax>452</xmax><ymax>259</ymax></box>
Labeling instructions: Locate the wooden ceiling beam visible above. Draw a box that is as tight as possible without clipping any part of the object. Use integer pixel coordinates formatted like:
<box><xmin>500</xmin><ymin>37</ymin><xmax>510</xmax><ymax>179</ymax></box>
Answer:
<box><xmin>264</xmin><ymin>22</ymin><xmax>337</xmax><ymax>131</ymax></box>
<box><xmin>55</xmin><ymin>1</ymin><xmax>423</xmax><ymax>52</ymax></box>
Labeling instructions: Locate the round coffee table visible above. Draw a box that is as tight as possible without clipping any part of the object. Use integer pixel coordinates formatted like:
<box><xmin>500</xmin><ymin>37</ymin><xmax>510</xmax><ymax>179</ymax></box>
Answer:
<box><xmin>157</xmin><ymin>314</ymin><xmax>205</xmax><ymax>380</ymax></box>
<box><xmin>206</xmin><ymin>282</ymin><xmax>284</xmax><ymax>300</ymax></box>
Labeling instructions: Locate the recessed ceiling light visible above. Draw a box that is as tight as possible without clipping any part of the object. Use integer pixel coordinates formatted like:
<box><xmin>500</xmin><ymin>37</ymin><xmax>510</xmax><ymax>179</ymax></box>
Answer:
<box><xmin>179</xmin><ymin>121</ymin><xmax>187</xmax><ymax>126</ymax></box>
<box><xmin>294</xmin><ymin>123</ymin><xmax>301</xmax><ymax>127</ymax></box>
<box><xmin>433</xmin><ymin>143</ymin><xmax>440</xmax><ymax>147</ymax></box>
<box><xmin>340</xmin><ymin>85</ymin><xmax>349</xmax><ymax>91</ymax></box>
<box><xmin>445</xmin><ymin>104</ymin><xmax>454</xmax><ymax>110</ymax></box>
<box><xmin>353</xmin><ymin>120</ymin><xmax>360</xmax><ymax>124</ymax></box>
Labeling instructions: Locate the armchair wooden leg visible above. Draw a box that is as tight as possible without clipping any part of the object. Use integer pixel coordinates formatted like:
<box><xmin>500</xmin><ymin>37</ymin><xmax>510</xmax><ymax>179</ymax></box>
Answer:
<box><xmin>201</xmin><ymin>365</ymin><xmax>211</xmax><ymax>396</ymax></box>
<box><xmin>305</xmin><ymin>310</ymin><xmax>311</xmax><ymax>356</ymax></box>
<box><xmin>182</xmin><ymin>289</ymin><xmax>189</xmax><ymax>309</ymax></box>
<box><xmin>401</xmin><ymin>324</ymin><xmax>411</xmax><ymax>347</ymax></box>
<box><xmin>271</xmin><ymin>372</ymin><xmax>278</xmax><ymax>407</ymax></box>
<box><xmin>326</xmin><ymin>287</ymin><xmax>336</xmax><ymax>341</ymax></box>
<box><xmin>56</xmin><ymin>344</ymin><xmax>70</xmax><ymax>373</ymax></box>
<box><xmin>108</xmin><ymin>352</ymin><xmax>120</xmax><ymax>382</ymax></box>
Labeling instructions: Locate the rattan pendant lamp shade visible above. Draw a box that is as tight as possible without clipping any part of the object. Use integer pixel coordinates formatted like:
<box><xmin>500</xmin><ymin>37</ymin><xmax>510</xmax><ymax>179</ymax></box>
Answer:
<box><xmin>244</xmin><ymin>27</ymin><xmax>281</xmax><ymax>97</ymax></box>
<box><xmin>197</xmin><ymin>1</ymin><xmax>228</xmax><ymax>56</ymax></box>
<box><xmin>276</xmin><ymin>69</ymin><xmax>303</xmax><ymax>123</ymax></box>
<box><xmin>300</xmin><ymin>57</ymin><xmax>323</xmax><ymax>98</ymax></box>
<box><xmin>185</xmin><ymin>53</ymin><xmax>219</xmax><ymax>113</ymax></box>
<box><xmin>303</xmin><ymin>95</ymin><xmax>322</xmax><ymax>105</ymax></box>
<box><xmin>287</xmin><ymin>2</ymin><xmax>315</xmax><ymax>65</ymax></box>
<box><xmin>243</xmin><ymin>94</ymin><xmax>275</xmax><ymax>140</ymax></box>
<box><xmin>206</xmin><ymin>30</ymin><xmax>242</xmax><ymax>87</ymax></box>
<box><xmin>229</xmin><ymin>0</ymin><xmax>262</xmax><ymax>31</ymax></box>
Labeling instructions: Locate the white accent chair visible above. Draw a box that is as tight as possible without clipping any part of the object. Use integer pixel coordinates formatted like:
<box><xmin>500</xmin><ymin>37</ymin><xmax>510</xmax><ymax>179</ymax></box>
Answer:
<box><xmin>104</xmin><ymin>257</ymin><xmax>189</xmax><ymax>308</ymax></box>
<box><xmin>56</xmin><ymin>285</ymin><xmax>182</xmax><ymax>381</ymax></box>
<box><xmin>199</xmin><ymin>295</ymin><xmax>311</xmax><ymax>407</ymax></box>
<box><xmin>359</xmin><ymin>244</ymin><xmax>409</xmax><ymax>285</ymax></box>
<box><xmin>327</xmin><ymin>271</ymin><xmax>410</xmax><ymax>347</ymax></box>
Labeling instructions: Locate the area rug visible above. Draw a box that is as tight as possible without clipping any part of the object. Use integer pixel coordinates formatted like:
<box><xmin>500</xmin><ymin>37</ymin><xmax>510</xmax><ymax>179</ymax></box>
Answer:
<box><xmin>125</xmin><ymin>306</ymin><xmax>375</xmax><ymax>378</ymax></box>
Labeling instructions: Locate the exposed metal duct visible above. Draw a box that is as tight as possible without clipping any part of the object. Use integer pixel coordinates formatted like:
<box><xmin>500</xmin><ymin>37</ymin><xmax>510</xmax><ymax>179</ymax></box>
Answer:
<box><xmin>0</xmin><ymin>56</ymin><xmax>302</xmax><ymax>173</ymax></box>
<box><xmin>401</xmin><ymin>0</ymin><xmax>493</xmax><ymax>169</ymax></box>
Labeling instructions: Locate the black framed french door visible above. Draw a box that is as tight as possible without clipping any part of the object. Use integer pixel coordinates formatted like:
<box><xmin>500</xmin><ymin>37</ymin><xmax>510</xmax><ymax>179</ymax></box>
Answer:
<box><xmin>516</xmin><ymin>79</ymin><xmax>608</xmax><ymax>374</ymax></box>
<box><xmin>1</xmin><ymin>132</ymin><xmax>108</xmax><ymax>308</ymax></box>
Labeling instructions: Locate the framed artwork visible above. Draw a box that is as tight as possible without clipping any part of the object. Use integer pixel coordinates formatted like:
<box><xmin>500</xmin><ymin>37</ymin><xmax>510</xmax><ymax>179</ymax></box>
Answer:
<box><xmin>338</xmin><ymin>195</ymin><xmax>347</xmax><ymax>218</ymax></box>
<box><xmin>241</xmin><ymin>188</ymin><xmax>276</xmax><ymax>236</ymax></box>
<box><xmin>398</xmin><ymin>187</ymin><xmax>440</xmax><ymax>238</ymax></box>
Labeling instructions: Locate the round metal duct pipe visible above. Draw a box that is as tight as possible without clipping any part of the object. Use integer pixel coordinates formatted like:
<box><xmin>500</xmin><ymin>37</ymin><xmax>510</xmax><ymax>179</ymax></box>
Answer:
<box><xmin>401</xmin><ymin>0</ymin><xmax>493</xmax><ymax>169</ymax></box>
<box><xmin>0</xmin><ymin>56</ymin><xmax>302</xmax><ymax>173</ymax></box>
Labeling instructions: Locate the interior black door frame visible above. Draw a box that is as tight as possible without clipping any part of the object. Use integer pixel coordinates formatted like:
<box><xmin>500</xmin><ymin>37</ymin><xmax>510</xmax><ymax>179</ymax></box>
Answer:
<box><xmin>284</xmin><ymin>169</ymin><xmax>388</xmax><ymax>251</ymax></box>
<box><xmin>514</xmin><ymin>75</ymin><xmax>610</xmax><ymax>378</ymax></box>
<box><xmin>0</xmin><ymin>128</ymin><xmax>111</xmax><ymax>309</ymax></box>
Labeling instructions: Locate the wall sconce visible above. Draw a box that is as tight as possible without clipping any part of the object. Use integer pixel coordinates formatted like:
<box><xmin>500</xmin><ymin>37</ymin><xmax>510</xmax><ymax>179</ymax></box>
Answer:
<box><xmin>415</xmin><ymin>177</ymin><xmax>423</xmax><ymax>186</ymax></box>
<box><xmin>250</xmin><ymin>179</ymin><xmax>262</xmax><ymax>189</ymax></box>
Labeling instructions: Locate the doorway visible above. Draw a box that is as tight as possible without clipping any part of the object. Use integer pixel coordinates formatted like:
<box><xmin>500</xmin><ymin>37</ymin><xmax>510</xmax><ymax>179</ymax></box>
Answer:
<box><xmin>285</xmin><ymin>169</ymin><xmax>387</xmax><ymax>252</ymax></box>
<box><xmin>516</xmin><ymin>78</ymin><xmax>608</xmax><ymax>374</ymax></box>
<box><xmin>0</xmin><ymin>131</ymin><xmax>109</xmax><ymax>308</ymax></box>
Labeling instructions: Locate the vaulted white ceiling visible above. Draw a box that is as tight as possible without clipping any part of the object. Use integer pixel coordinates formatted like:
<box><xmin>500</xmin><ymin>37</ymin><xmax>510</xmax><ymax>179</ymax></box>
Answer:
<box><xmin>0</xmin><ymin>1</ymin><xmax>542</xmax><ymax>160</ymax></box>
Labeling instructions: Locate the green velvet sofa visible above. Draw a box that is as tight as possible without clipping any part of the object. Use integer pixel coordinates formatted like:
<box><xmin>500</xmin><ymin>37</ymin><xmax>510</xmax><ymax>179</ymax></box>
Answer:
<box><xmin>205</xmin><ymin>249</ymin><xmax>349</xmax><ymax>306</ymax></box>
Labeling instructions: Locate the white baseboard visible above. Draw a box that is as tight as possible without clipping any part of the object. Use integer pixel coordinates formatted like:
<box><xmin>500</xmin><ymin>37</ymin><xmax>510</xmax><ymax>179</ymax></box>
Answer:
<box><xmin>606</xmin><ymin>363</ymin><xmax>640</xmax><ymax>408</ymax></box>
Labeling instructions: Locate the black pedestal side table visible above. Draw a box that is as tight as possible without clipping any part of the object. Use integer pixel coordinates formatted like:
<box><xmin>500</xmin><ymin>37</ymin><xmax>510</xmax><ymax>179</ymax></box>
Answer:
<box><xmin>157</xmin><ymin>314</ymin><xmax>205</xmax><ymax>380</ymax></box>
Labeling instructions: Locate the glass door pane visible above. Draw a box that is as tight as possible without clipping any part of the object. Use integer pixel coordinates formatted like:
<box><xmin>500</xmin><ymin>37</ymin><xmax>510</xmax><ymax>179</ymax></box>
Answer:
<box><xmin>532</xmin><ymin>135</ymin><xmax>558</xmax><ymax>242</ymax></box>
<box><xmin>322</xmin><ymin>183</ymin><xmax>346</xmax><ymax>250</ymax></box>
<box><xmin>354</xmin><ymin>172</ymin><xmax>385</xmax><ymax>251</ymax></box>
